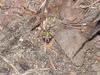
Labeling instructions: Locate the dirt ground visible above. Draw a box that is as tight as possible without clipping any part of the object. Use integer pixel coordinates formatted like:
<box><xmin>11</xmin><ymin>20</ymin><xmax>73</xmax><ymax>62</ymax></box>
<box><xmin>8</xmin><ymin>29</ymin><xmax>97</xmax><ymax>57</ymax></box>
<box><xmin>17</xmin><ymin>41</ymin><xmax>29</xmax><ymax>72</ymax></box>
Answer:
<box><xmin>0</xmin><ymin>0</ymin><xmax>100</xmax><ymax>75</ymax></box>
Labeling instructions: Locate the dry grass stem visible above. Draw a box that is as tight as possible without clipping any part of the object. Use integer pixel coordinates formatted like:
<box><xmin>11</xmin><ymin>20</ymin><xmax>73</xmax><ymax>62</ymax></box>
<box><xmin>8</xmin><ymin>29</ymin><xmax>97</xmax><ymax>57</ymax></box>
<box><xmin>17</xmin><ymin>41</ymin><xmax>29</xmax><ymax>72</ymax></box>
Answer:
<box><xmin>39</xmin><ymin>0</ymin><xmax>48</xmax><ymax>11</ymax></box>
<box><xmin>22</xmin><ymin>68</ymin><xmax>50</xmax><ymax>75</ymax></box>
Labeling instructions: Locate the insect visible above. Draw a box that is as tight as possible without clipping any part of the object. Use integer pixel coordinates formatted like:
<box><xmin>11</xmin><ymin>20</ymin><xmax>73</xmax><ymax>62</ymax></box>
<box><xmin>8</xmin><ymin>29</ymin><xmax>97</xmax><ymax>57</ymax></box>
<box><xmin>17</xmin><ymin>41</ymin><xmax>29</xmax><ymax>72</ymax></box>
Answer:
<box><xmin>42</xmin><ymin>30</ymin><xmax>53</xmax><ymax>44</ymax></box>
<box><xmin>27</xmin><ymin>0</ymin><xmax>54</xmax><ymax>44</ymax></box>
<box><xmin>22</xmin><ymin>0</ymin><xmax>56</xmax><ymax>45</ymax></box>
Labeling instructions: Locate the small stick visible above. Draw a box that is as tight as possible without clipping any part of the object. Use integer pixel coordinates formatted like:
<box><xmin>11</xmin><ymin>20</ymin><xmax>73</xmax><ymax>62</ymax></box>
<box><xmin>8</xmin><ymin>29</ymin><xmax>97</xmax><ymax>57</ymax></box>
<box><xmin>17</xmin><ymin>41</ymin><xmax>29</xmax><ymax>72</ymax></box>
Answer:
<box><xmin>22</xmin><ymin>68</ymin><xmax>50</xmax><ymax>75</ymax></box>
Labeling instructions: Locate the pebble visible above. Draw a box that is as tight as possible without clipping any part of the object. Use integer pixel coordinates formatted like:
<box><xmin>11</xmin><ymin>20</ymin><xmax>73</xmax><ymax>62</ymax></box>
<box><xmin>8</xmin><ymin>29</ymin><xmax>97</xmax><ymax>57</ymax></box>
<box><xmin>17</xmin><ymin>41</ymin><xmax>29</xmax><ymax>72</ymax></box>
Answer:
<box><xmin>19</xmin><ymin>38</ymin><xmax>23</xmax><ymax>42</ymax></box>
<box><xmin>55</xmin><ymin>28</ymin><xmax>86</xmax><ymax>58</ymax></box>
<box><xmin>55</xmin><ymin>28</ymin><xmax>87</xmax><ymax>66</ymax></box>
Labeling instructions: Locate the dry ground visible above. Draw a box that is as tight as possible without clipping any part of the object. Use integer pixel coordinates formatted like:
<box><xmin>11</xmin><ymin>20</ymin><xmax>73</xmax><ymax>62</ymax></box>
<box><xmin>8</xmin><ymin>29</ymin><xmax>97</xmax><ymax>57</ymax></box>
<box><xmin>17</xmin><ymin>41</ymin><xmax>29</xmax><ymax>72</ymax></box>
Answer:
<box><xmin>0</xmin><ymin>0</ymin><xmax>100</xmax><ymax>75</ymax></box>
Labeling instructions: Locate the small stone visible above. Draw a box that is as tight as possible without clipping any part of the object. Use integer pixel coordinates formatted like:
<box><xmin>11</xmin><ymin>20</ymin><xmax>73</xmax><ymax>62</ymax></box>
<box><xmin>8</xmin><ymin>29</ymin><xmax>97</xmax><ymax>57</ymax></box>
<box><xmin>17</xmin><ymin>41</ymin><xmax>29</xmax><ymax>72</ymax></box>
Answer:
<box><xmin>19</xmin><ymin>38</ymin><xmax>23</xmax><ymax>42</ymax></box>
<box><xmin>55</xmin><ymin>28</ymin><xmax>86</xmax><ymax>58</ymax></box>
<box><xmin>92</xmin><ymin>61</ymin><xmax>100</xmax><ymax>71</ymax></box>
<box><xmin>68</xmin><ymin>70</ymin><xmax>77</xmax><ymax>75</ymax></box>
<box><xmin>37</xmin><ymin>27</ymin><xmax>41</xmax><ymax>30</ymax></box>
<box><xmin>72</xmin><ymin>50</ymin><xmax>85</xmax><ymax>66</ymax></box>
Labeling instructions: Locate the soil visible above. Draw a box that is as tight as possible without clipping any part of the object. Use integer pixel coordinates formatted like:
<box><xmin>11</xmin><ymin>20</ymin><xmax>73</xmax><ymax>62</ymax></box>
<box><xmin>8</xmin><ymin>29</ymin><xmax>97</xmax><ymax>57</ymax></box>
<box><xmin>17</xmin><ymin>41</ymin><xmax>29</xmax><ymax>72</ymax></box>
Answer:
<box><xmin>0</xmin><ymin>0</ymin><xmax>100</xmax><ymax>75</ymax></box>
